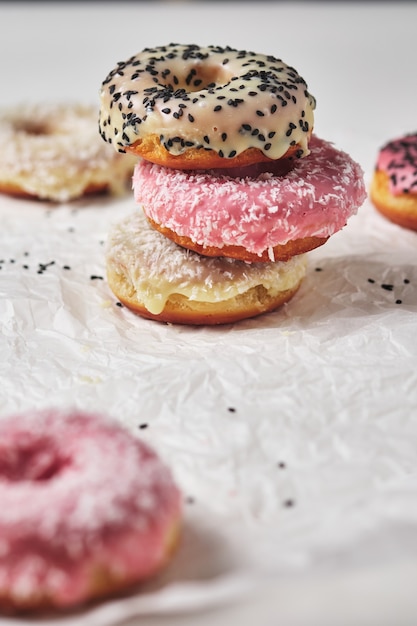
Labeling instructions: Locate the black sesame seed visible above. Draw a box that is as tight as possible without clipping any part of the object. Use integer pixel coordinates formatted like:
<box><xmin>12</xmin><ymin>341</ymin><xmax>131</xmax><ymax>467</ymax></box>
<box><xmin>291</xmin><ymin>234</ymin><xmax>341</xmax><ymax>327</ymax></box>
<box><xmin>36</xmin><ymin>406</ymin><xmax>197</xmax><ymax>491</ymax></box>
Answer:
<box><xmin>138</xmin><ymin>423</ymin><xmax>148</xmax><ymax>429</ymax></box>
<box><xmin>381</xmin><ymin>284</ymin><xmax>394</xmax><ymax>291</ymax></box>
<box><xmin>90</xmin><ymin>275</ymin><xmax>104</xmax><ymax>281</ymax></box>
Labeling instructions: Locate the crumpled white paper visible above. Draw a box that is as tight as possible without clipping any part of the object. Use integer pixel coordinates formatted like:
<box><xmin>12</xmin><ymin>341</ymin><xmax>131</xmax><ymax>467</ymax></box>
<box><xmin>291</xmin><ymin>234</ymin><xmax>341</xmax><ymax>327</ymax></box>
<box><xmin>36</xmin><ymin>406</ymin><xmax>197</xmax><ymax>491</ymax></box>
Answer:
<box><xmin>1</xmin><ymin>179</ymin><xmax>417</xmax><ymax>625</ymax></box>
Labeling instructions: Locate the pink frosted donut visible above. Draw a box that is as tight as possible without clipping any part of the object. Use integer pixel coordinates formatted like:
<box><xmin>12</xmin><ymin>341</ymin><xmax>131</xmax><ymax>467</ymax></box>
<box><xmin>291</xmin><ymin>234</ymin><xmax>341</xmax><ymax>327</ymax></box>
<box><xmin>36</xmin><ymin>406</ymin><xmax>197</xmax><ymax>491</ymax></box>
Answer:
<box><xmin>133</xmin><ymin>135</ymin><xmax>366</xmax><ymax>262</ymax></box>
<box><xmin>370</xmin><ymin>132</ymin><xmax>417</xmax><ymax>231</ymax></box>
<box><xmin>0</xmin><ymin>410</ymin><xmax>182</xmax><ymax>612</ymax></box>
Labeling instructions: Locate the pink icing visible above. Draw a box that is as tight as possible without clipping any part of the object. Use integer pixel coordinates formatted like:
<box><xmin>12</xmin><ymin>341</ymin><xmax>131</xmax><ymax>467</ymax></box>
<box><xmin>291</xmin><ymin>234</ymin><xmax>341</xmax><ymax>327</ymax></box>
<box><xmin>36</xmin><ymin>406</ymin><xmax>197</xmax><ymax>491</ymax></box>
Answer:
<box><xmin>376</xmin><ymin>132</ymin><xmax>417</xmax><ymax>196</ymax></box>
<box><xmin>132</xmin><ymin>135</ymin><xmax>366</xmax><ymax>257</ymax></box>
<box><xmin>0</xmin><ymin>410</ymin><xmax>181</xmax><ymax>608</ymax></box>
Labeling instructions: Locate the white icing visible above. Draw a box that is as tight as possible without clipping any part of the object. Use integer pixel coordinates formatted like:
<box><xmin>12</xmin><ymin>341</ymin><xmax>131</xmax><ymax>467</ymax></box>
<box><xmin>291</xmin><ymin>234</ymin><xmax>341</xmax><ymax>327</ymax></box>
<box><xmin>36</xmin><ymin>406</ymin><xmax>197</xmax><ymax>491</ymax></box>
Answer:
<box><xmin>105</xmin><ymin>209</ymin><xmax>307</xmax><ymax>314</ymax></box>
<box><xmin>99</xmin><ymin>44</ymin><xmax>315</xmax><ymax>161</ymax></box>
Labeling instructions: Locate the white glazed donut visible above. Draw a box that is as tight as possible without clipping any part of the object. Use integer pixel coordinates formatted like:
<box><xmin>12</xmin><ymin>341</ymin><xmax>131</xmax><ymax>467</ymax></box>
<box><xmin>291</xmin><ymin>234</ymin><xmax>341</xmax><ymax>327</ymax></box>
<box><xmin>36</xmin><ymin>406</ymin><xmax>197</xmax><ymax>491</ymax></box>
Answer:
<box><xmin>99</xmin><ymin>43</ymin><xmax>316</xmax><ymax>169</ymax></box>
<box><xmin>0</xmin><ymin>103</ymin><xmax>136</xmax><ymax>202</ymax></box>
<box><xmin>105</xmin><ymin>209</ymin><xmax>307</xmax><ymax>325</ymax></box>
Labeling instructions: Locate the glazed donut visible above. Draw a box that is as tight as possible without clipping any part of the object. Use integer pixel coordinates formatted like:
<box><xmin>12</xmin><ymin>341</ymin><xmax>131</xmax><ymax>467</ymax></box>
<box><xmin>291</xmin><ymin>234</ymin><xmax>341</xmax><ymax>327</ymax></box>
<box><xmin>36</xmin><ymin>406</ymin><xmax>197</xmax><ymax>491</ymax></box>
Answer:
<box><xmin>0</xmin><ymin>409</ymin><xmax>181</xmax><ymax>612</ymax></box>
<box><xmin>370</xmin><ymin>132</ymin><xmax>417</xmax><ymax>231</ymax></box>
<box><xmin>0</xmin><ymin>104</ymin><xmax>137</xmax><ymax>202</ymax></box>
<box><xmin>106</xmin><ymin>209</ymin><xmax>307</xmax><ymax>325</ymax></box>
<box><xmin>132</xmin><ymin>135</ymin><xmax>367</xmax><ymax>263</ymax></box>
<box><xmin>99</xmin><ymin>43</ymin><xmax>316</xmax><ymax>169</ymax></box>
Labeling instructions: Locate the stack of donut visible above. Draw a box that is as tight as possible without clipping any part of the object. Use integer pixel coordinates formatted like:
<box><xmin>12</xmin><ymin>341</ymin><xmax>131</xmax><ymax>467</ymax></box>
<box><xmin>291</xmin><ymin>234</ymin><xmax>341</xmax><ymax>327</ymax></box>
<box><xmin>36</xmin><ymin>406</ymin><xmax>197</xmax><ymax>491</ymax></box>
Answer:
<box><xmin>100</xmin><ymin>43</ymin><xmax>366</xmax><ymax>325</ymax></box>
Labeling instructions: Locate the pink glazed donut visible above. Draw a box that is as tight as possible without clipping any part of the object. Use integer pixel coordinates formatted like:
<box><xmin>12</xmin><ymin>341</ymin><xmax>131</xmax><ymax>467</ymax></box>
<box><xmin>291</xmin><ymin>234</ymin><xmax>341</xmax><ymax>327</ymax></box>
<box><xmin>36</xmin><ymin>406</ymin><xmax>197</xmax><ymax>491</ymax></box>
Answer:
<box><xmin>0</xmin><ymin>410</ymin><xmax>182</xmax><ymax>612</ymax></box>
<box><xmin>133</xmin><ymin>135</ymin><xmax>366</xmax><ymax>262</ymax></box>
<box><xmin>370</xmin><ymin>132</ymin><xmax>417</xmax><ymax>231</ymax></box>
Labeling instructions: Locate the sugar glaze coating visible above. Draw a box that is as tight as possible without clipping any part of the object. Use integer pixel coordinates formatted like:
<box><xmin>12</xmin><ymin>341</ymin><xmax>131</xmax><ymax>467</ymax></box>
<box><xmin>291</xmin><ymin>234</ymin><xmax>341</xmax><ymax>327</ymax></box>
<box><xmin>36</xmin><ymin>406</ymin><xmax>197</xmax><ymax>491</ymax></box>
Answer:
<box><xmin>99</xmin><ymin>43</ymin><xmax>316</xmax><ymax>163</ymax></box>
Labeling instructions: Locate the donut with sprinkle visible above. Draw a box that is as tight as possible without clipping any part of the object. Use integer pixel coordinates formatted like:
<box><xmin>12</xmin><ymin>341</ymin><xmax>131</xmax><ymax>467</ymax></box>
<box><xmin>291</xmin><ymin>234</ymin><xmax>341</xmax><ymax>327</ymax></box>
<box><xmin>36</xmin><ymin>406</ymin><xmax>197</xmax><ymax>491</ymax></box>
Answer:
<box><xmin>370</xmin><ymin>132</ymin><xmax>417</xmax><ymax>231</ymax></box>
<box><xmin>99</xmin><ymin>43</ymin><xmax>316</xmax><ymax>169</ymax></box>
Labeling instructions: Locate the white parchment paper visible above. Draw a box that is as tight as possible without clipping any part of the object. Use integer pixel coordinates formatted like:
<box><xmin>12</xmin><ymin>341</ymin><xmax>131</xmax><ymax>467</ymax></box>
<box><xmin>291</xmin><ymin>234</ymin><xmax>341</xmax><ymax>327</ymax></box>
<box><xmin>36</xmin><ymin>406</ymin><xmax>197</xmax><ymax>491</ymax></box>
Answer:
<box><xmin>1</xmin><ymin>175</ymin><xmax>417</xmax><ymax>625</ymax></box>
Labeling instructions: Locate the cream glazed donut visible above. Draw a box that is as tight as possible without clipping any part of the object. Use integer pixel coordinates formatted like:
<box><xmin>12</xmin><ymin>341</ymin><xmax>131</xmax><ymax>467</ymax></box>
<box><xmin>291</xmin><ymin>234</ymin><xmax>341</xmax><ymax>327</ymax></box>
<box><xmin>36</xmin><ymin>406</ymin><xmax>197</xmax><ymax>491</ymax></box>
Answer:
<box><xmin>99</xmin><ymin>43</ymin><xmax>316</xmax><ymax>169</ymax></box>
<box><xmin>370</xmin><ymin>132</ymin><xmax>417</xmax><ymax>231</ymax></box>
<box><xmin>133</xmin><ymin>135</ymin><xmax>367</xmax><ymax>263</ymax></box>
<box><xmin>106</xmin><ymin>209</ymin><xmax>307</xmax><ymax>325</ymax></box>
<box><xmin>0</xmin><ymin>104</ymin><xmax>137</xmax><ymax>202</ymax></box>
<box><xmin>0</xmin><ymin>409</ymin><xmax>181</xmax><ymax>612</ymax></box>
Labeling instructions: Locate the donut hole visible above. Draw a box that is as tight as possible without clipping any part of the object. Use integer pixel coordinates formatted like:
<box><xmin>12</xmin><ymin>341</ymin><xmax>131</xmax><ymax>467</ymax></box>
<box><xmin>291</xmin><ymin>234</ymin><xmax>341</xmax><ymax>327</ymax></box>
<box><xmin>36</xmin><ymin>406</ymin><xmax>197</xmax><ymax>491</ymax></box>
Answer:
<box><xmin>14</xmin><ymin>120</ymin><xmax>54</xmax><ymax>137</ymax></box>
<box><xmin>175</xmin><ymin>64</ymin><xmax>234</xmax><ymax>92</ymax></box>
<box><xmin>0</xmin><ymin>438</ymin><xmax>68</xmax><ymax>482</ymax></box>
